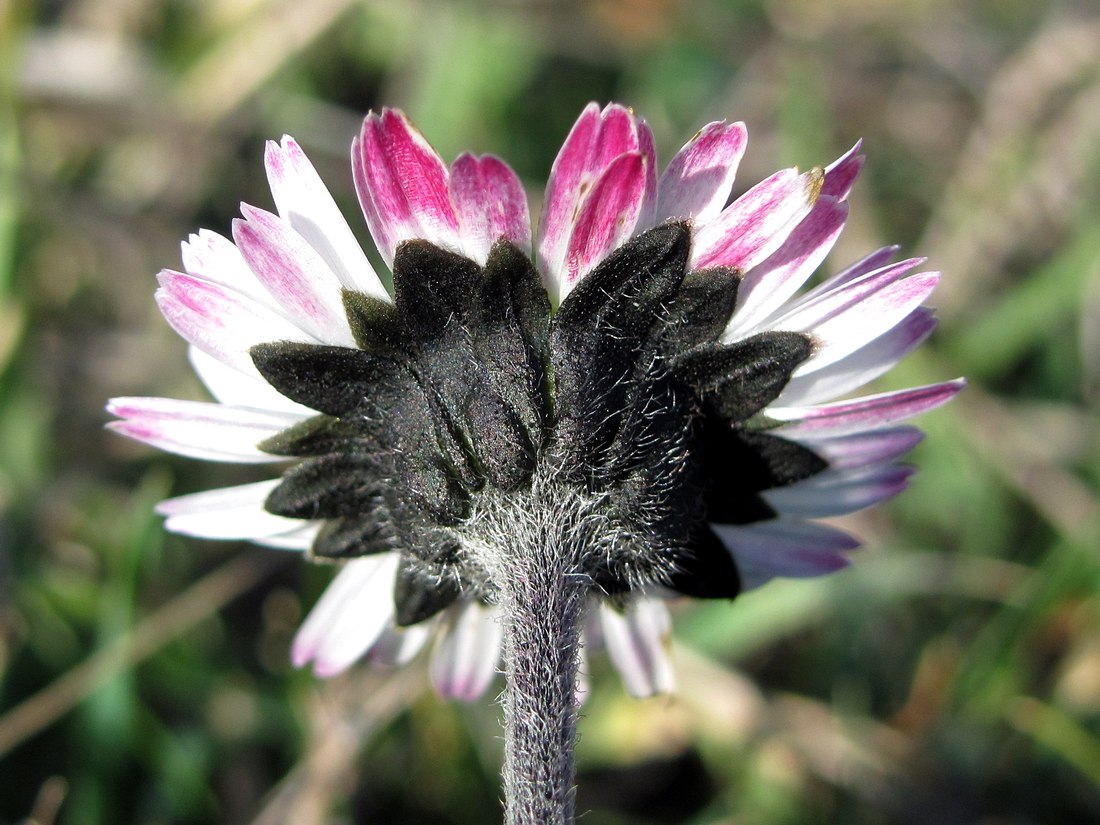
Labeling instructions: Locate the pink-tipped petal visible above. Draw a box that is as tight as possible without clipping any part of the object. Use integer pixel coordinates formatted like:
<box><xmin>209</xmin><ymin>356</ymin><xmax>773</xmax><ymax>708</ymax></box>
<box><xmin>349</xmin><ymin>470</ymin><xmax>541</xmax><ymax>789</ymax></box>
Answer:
<box><xmin>771</xmin><ymin>379</ymin><xmax>966</xmax><ymax>437</ymax></box>
<box><xmin>156</xmin><ymin>480</ymin><xmax>302</xmax><ymax>539</ymax></box>
<box><xmin>692</xmin><ymin>166</ymin><xmax>824</xmax><ymax>273</ymax></box>
<box><xmin>724</xmin><ymin>196</ymin><xmax>848</xmax><ymax>339</ymax></box>
<box><xmin>762</xmin><ymin>463</ymin><xmax>915</xmax><ymax>518</ymax></box>
<box><xmin>776</xmin><ymin>308</ymin><xmax>937</xmax><ymax>406</ymax></box>
<box><xmin>558</xmin><ymin>151</ymin><xmax>648</xmax><ymax>299</ymax></box>
<box><xmin>713</xmin><ymin>519</ymin><xmax>859</xmax><ymax>590</ymax></box>
<box><xmin>352</xmin><ymin>109</ymin><xmax>461</xmax><ymax>268</ymax></box>
<box><xmin>775</xmin><ymin>265</ymin><xmax>940</xmax><ymax>373</ymax></box>
<box><xmin>291</xmin><ymin>554</ymin><xmax>399</xmax><ymax>676</ymax></box>
<box><xmin>449</xmin><ymin>152</ymin><xmax>532</xmax><ymax>265</ymax></box>
<box><xmin>599</xmin><ymin>598</ymin><xmax>676</xmax><ymax>698</ymax></box>
<box><xmin>106</xmin><ymin>397</ymin><xmax>305</xmax><ymax>463</ymax></box>
<box><xmin>820</xmin><ymin>141</ymin><xmax>864</xmax><ymax>201</ymax></box>
<box><xmin>232</xmin><ymin>206</ymin><xmax>358</xmax><ymax>347</ymax></box>
<box><xmin>180</xmin><ymin>229</ymin><xmax>273</xmax><ymax>305</ymax></box>
<box><xmin>430</xmin><ymin>602</ymin><xmax>503</xmax><ymax>701</ymax></box>
<box><xmin>265</xmin><ymin>137</ymin><xmax>388</xmax><ymax>300</ymax></box>
<box><xmin>156</xmin><ymin>270</ymin><xmax>315</xmax><ymax>376</ymax></box>
<box><xmin>657</xmin><ymin>120</ymin><xmax>748</xmax><ymax>223</ymax></box>
<box><xmin>538</xmin><ymin>103</ymin><xmax>649</xmax><ymax>293</ymax></box>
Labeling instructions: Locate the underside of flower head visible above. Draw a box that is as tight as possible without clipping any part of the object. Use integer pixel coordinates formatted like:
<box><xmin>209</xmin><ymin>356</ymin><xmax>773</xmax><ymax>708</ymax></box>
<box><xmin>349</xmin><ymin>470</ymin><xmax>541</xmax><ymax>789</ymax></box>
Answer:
<box><xmin>246</xmin><ymin>218</ymin><xmax>833</xmax><ymax>627</ymax></box>
<box><xmin>108</xmin><ymin>102</ymin><xmax>964</xmax><ymax>698</ymax></box>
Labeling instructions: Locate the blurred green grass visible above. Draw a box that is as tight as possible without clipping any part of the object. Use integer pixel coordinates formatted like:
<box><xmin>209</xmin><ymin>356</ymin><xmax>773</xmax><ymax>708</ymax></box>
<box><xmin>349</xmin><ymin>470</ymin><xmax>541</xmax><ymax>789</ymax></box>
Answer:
<box><xmin>2</xmin><ymin>0</ymin><xmax>1100</xmax><ymax>823</ymax></box>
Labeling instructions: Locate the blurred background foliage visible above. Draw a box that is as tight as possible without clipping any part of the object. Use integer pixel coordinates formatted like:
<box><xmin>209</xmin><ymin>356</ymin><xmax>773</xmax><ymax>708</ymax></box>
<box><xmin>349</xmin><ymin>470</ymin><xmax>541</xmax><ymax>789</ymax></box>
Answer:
<box><xmin>1</xmin><ymin>0</ymin><xmax>1099</xmax><ymax>822</ymax></box>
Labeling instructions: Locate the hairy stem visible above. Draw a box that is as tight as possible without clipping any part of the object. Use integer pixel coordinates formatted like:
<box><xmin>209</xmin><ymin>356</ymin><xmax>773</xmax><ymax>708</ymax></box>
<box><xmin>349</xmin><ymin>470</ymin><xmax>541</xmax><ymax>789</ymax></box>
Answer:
<box><xmin>497</xmin><ymin>542</ymin><xmax>587</xmax><ymax>825</ymax></box>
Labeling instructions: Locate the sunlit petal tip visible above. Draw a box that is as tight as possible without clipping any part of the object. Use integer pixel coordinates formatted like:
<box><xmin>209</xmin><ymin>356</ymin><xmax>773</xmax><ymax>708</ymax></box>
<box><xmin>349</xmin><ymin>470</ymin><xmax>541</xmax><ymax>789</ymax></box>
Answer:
<box><xmin>821</xmin><ymin>140</ymin><xmax>865</xmax><ymax>201</ymax></box>
<box><xmin>657</xmin><ymin>120</ymin><xmax>749</xmax><ymax>223</ymax></box>
<box><xmin>692</xmin><ymin>165</ymin><xmax>826</xmax><ymax>273</ymax></box>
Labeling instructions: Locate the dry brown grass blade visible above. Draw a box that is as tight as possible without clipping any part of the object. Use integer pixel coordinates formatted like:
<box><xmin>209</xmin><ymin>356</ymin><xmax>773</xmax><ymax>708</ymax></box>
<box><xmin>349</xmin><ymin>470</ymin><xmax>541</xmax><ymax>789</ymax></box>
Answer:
<box><xmin>0</xmin><ymin>552</ymin><xmax>287</xmax><ymax>758</ymax></box>
<box><xmin>956</xmin><ymin>387</ymin><xmax>1100</xmax><ymax>548</ymax></box>
<box><xmin>921</xmin><ymin>17</ymin><xmax>1100</xmax><ymax>316</ymax></box>
<box><xmin>172</xmin><ymin>0</ymin><xmax>359</xmax><ymax>127</ymax></box>
<box><xmin>249</xmin><ymin>664</ymin><xmax>429</xmax><ymax>825</ymax></box>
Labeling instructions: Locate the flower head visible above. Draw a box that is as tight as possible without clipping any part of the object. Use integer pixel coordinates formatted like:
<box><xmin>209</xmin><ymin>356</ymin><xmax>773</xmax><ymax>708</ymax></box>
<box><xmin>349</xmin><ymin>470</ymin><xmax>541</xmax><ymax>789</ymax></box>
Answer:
<box><xmin>109</xmin><ymin>103</ymin><xmax>962</xmax><ymax>699</ymax></box>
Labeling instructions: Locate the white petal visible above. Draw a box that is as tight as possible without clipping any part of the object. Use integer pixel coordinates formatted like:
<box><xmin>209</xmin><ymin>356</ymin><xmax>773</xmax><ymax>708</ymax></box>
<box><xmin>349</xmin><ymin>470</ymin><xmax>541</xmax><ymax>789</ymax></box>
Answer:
<box><xmin>233</xmin><ymin>206</ymin><xmax>358</xmax><ymax>348</ymax></box>
<box><xmin>106</xmin><ymin>397</ymin><xmax>306</xmax><ymax>462</ymax></box>
<box><xmin>795</xmin><ymin>427</ymin><xmax>924</xmax><ymax>471</ymax></box>
<box><xmin>368</xmin><ymin>621</ymin><xmax>434</xmax><ymax>667</ymax></box>
<box><xmin>599</xmin><ymin>597</ymin><xmax>675</xmax><ymax>698</ymax></box>
<box><xmin>180</xmin><ymin>229</ymin><xmax>275</xmax><ymax>307</ymax></box>
<box><xmin>156</xmin><ymin>479</ymin><xmax>302</xmax><ymax>539</ymax></box>
<box><xmin>187</xmin><ymin>346</ymin><xmax>315</xmax><ymax>416</ymax></box>
<box><xmin>292</xmin><ymin>554</ymin><xmax>399</xmax><ymax>677</ymax></box>
<box><xmin>774</xmin><ymin>308</ymin><xmax>937</xmax><ymax>407</ymax></box>
<box><xmin>431</xmin><ymin>601</ymin><xmax>503</xmax><ymax>701</ymax></box>
<box><xmin>713</xmin><ymin>520</ymin><xmax>858</xmax><ymax>590</ymax></box>
<box><xmin>254</xmin><ymin>522</ymin><xmax>321</xmax><ymax>551</ymax></box>
<box><xmin>762</xmin><ymin>463</ymin><xmax>915</xmax><ymax>518</ymax></box>
<box><xmin>265</xmin><ymin>137</ymin><xmax>388</xmax><ymax>300</ymax></box>
<box><xmin>771</xmin><ymin>264</ymin><xmax>939</xmax><ymax>373</ymax></box>
<box><xmin>156</xmin><ymin>270</ymin><xmax>317</xmax><ymax>377</ymax></box>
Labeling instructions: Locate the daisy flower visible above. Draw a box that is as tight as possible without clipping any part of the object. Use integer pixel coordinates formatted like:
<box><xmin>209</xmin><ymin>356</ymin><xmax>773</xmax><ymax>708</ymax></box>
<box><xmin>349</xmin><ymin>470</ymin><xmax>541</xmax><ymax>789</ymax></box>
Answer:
<box><xmin>109</xmin><ymin>103</ymin><xmax>962</xmax><ymax>707</ymax></box>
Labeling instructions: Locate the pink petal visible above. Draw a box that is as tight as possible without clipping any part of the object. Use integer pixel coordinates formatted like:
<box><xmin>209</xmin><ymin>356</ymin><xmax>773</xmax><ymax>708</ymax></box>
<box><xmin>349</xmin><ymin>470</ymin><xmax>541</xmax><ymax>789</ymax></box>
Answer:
<box><xmin>430</xmin><ymin>601</ymin><xmax>503</xmax><ymax>701</ymax></box>
<box><xmin>352</xmin><ymin>108</ymin><xmax>461</xmax><ymax>268</ymax></box>
<box><xmin>232</xmin><ymin>206</ymin><xmax>357</xmax><ymax>347</ymax></box>
<box><xmin>156</xmin><ymin>480</ymin><xmax>303</xmax><ymax>539</ymax></box>
<box><xmin>265</xmin><ymin>136</ymin><xmax>388</xmax><ymax>300</ymax></box>
<box><xmin>599</xmin><ymin>598</ymin><xmax>676</xmax><ymax>698</ymax></box>
<box><xmin>777</xmin><ymin>307</ymin><xmax>937</xmax><ymax>406</ymax></box>
<box><xmin>156</xmin><ymin>270</ymin><xmax>315</xmax><ymax>376</ymax></box>
<box><xmin>449</xmin><ymin>152</ymin><xmax>531</xmax><ymax>265</ymax></box>
<box><xmin>820</xmin><ymin>141</ymin><xmax>864</xmax><ymax>201</ymax></box>
<box><xmin>770</xmin><ymin>379</ymin><xmax>966</xmax><ymax>437</ymax></box>
<box><xmin>692</xmin><ymin>166</ymin><xmax>824</xmax><ymax>273</ymax></box>
<box><xmin>657</xmin><ymin>120</ymin><xmax>748</xmax><ymax>223</ymax></box>
<box><xmin>558</xmin><ymin>151</ymin><xmax>648</xmax><ymax>299</ymax></box>
<box><xmin>292</xmin><ymin>554</ymin><xmax>399</xmax><ymax>676</ymax></box>
<box><xmin>537</xmin><ymin>103</ymin><xmax>649</xmax><ymax>295</ymax></box>
<box><xmin>713</xmin><ymin>519</ymin><xmax>859</xmax><ymax>590</ymax></box>
<box><xmin>106</xmin><ymin>396</ymin><xmax>305</xmax><ymax>463</ymax></box>
<box><xmin>723</xmin><ymin>196</ymin><xmax>848</xmax><ymax>339</ymax></box>
<box><xmin>762</xmin><ymin>463</ymin><xmax>915</xmax><ymax>518</ymax></box>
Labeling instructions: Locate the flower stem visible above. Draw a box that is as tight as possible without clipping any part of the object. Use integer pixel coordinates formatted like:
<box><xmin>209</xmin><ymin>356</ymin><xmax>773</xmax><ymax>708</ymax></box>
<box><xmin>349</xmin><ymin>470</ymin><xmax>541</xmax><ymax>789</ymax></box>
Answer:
<box><xmin>497</xmin><ymin>541</ymin><xmax>587</xmax><ymax>825</ymax></box>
